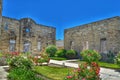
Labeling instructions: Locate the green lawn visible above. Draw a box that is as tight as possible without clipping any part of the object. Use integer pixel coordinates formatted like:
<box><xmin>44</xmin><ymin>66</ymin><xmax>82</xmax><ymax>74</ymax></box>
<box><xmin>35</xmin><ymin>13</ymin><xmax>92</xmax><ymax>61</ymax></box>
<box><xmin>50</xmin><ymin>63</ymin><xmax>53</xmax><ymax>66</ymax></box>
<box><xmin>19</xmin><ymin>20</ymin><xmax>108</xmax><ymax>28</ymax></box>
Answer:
<box><xmin>78</xmin><ymin>60</ymin><xmax>120</xmax><ymax>69</ymax></box>
<box><xmin>50</xmin><ymin>57</ymin><xmax>67</xmax><ymax>61</ymax></box>
<box><xmin>34</xmin><ymin>66</ymin><xmax>74</xmax><ymax>80</ymax></box>
<box><xmin>98</xmin><ymin>61</ymin><xmax>120</xmax><ymax>69</ymax></box>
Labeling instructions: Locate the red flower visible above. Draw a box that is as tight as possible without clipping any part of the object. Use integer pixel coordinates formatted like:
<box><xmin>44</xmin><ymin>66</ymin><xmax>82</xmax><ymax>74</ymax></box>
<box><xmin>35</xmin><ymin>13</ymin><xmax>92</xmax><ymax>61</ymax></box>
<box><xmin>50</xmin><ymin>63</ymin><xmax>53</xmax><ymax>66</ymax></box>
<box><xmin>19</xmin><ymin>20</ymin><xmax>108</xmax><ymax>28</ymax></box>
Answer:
<box><xmin>95</xmin><ymin>68</ymin><xmax>100</xmax><ymax>75</ymax></box>
<box><xmin>77</xmin><ymin>68</ymin><xmax>81</xmax><ymax>72</ymax></box>
<box><xmin>66</xmin><ymin>76</ymin><xmax>73</xmax><ymax>79</ymax></box>
<box><xmin>91</xmin><ymin>62</ymin><xmax>97</xmax><ymax>67</ymax></box>
<box><xmin>10</xmin><ymin>52</ymin><xmax>20</xmax><ymax>56</ymax></box>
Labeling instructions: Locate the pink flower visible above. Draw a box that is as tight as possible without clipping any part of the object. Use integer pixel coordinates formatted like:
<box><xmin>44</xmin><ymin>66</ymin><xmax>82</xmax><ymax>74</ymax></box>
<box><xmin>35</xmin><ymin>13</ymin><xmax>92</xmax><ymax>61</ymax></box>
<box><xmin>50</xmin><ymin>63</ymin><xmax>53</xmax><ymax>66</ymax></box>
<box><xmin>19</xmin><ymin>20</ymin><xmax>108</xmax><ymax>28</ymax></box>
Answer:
<box><xmin>77</xmin><ymin>68</ymin><xmax>81</xmax><ymax>72</ymax></box>
<box><xmin>82</xmin><ymin>78</ymin><xmax>86</xmax><ymax>80</ymax></box>
<box><xmin>66</xmin><ymin>75</ymin><xmax>73</xmax><ymax>79</ymax></box>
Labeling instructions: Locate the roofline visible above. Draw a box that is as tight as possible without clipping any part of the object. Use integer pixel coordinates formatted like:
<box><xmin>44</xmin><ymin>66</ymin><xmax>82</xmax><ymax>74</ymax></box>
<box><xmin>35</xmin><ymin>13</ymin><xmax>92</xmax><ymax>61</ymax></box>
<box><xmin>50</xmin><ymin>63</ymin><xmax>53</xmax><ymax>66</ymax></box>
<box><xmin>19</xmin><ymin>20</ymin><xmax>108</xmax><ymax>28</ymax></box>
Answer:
<box><xmin>65</xmin><ymin>16</ymin><xmax>120</xmax><ymax>31</ymax></box>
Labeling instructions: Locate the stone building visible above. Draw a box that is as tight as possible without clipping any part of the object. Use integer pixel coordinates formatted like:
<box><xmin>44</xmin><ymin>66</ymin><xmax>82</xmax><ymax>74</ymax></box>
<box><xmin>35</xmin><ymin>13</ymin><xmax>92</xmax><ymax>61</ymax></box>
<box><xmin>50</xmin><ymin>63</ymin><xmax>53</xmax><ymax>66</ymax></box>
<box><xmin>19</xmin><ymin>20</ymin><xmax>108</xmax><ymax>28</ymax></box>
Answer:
<box><xmin>64</xmin><ymin>16</ymin><xmax>120</xmax><ymax>55</ymax></box>
<box><xmin>0</xmin><ymin>0</ymin><xmax>56</xmax><ymax>53</ymax></box>
<box><xmin>56</xmin><ymin>40</ymin><xmax>64</xmax><ymax>49</ymax></box>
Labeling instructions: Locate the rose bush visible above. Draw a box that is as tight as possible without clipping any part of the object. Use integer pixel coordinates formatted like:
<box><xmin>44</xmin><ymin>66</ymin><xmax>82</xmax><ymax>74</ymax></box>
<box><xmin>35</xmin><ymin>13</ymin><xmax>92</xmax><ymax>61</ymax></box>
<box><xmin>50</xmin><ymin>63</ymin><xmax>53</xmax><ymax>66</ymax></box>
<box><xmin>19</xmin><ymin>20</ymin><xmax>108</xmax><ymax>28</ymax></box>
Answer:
<box><xmin>65</xmin><ymin>50</ymin><xmax>101</xmax><ymax>80</ymax></box>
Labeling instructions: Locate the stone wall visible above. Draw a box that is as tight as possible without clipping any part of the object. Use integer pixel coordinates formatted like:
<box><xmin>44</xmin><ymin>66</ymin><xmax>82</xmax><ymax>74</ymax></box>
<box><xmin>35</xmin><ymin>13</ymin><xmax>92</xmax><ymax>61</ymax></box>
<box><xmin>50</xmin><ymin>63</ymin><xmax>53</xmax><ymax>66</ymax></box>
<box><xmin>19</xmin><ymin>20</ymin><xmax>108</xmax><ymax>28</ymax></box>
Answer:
<box><xmin>0</xmin><ymin>17</ymin><xmax>56</xmax><ymax>53</ymax></box>
<box><xmin>19</xmin><ymin>18</ymin><xmax>56</xmax><ymax>53</ymax></box>
<box><xmin>0</xmin><ymin>16</ymin><xmax>20</xmax><ymax>52</ymax></box>
<box><xmin>56</xmin><ymin>40</ymin><xmax>64</xmax><ymax>49</ymax></box>
<box><xmin>64</xmin><ymin>16</ymin><xmax>120</xmax><ymax>55</ymax></box>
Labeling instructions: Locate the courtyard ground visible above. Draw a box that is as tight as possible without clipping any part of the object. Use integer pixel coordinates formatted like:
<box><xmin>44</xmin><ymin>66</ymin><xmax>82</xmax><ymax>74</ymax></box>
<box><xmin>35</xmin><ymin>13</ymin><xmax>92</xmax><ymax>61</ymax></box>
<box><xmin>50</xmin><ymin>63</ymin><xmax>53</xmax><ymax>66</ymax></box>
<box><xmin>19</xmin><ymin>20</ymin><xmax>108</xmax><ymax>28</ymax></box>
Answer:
<box><xmin>0</xmin><ymin>59</ymin><xmax>120</xmax><ymax>80</ymax></box>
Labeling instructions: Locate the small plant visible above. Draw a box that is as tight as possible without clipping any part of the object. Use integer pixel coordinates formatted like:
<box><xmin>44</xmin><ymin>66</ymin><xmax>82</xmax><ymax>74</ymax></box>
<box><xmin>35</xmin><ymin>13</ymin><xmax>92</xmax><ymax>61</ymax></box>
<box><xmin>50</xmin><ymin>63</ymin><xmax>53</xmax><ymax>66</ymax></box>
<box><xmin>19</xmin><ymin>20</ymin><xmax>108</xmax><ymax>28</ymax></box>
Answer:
<box><xmin>107</xmin><ymin>51</ymin><xmax>115</xmax><ymax>63</ymax></box>
<box><xmin>0</xmin><ymin>52</ymin><xmax>3</xmax><ymax>57</ymax></box>
<box><xmin>45</xmin><ymin>45</ymin><xmax>57</xmax><ymax>57</ymax></box>
<box><xmin>66</xmin><ymin>50</ymin><xmax>77</xmax><ymax>59</ymax></box>
<box><xmin>115</xmin><ymin>52</ymin><xmax>120</xmax><ymax>66</ymax></box>
<box><xmin>56</xmin><ymin>49</ymin><xmax>66</xmax><ymax>57</ymax></box>
<box><xmin>100</xmin><ymin>51</ymin><xmax>115</xmax><ymax>63</ymax></box>
<box><xmin>0</xmin><ymin>52</ymin><xmax>6</xmax><ymax>66</ymax></box>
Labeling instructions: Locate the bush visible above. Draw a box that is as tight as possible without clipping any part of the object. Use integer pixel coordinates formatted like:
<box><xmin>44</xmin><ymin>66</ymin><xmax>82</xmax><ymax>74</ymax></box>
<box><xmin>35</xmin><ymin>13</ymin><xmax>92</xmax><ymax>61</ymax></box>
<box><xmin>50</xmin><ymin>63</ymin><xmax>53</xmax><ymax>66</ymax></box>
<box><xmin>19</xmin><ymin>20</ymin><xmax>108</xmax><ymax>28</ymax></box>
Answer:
<box><xmin>115</xmin><ymin>52</ymin><xmax>120</xmax><ymax>66</ymax></box>
<box><xmin>66</xmin><ymin>50</ymin><xmax>77</xmax><ymax>59</ymax></box>
<box><xmin>0</xmin><ymin>52</ymin><xmax>3</xmax><ymax>57</ymax></box>
<box><xmin>56</xmin><ymin>49</ymin><xmax>66</xmax><ymax>57</ymax></box>
<box><xmin>100</xmin><ymin>51</ymin><xmax>115</xmax><ymax>63</ymax></box>
<box><xmin>8</xmin><ymin>68</ymin><xmax>42</xmax><ymax>80</ymax></box>
<box><xmin>9</xmin><ymin>56</ymin><xmax>33</xmax><ymax>69</ymax></box>
<box><xmin>45</xmin><ymin>45</ymin><xmax>57</xmax><ymax>57</ymax></box>
<box><xmin>0</xmin><ymin>52</ymin><xmax>7</xmax><ymax>66</ymax></box>
<box><xmin>81</xmin><ymin>50</ymin><xmax>101</xmax><ymax>64</ymax></box>
<box><xmin>8</xmin><ymin>56</ymin><xmax>43</xmax><ymax>80</ymax></box>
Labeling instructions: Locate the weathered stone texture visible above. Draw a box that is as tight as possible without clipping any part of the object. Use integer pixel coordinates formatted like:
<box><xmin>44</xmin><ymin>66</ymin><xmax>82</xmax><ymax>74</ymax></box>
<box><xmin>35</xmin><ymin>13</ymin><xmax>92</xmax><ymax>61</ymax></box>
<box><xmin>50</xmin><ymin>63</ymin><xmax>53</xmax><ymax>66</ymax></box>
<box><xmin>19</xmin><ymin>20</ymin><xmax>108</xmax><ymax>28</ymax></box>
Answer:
<box><xmin>0</xmin><ymin>17</ymin><xmax>56</xmax><ymax>53</ymax></box>
<box><xmin>64</xmin><ymin>16</ymin><xmax>120</xmax><ymax>54</ymax></box>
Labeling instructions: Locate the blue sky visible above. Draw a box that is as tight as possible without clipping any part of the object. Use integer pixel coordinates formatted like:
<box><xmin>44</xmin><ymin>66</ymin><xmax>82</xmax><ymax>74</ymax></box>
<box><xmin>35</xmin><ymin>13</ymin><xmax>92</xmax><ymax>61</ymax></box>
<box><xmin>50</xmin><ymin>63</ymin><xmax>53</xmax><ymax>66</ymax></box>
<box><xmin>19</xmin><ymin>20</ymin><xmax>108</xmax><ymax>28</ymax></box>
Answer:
<box><xmin>2</xmin><ymin>0</ymin><xmax>120</xmax><ymax>40</ymax></box>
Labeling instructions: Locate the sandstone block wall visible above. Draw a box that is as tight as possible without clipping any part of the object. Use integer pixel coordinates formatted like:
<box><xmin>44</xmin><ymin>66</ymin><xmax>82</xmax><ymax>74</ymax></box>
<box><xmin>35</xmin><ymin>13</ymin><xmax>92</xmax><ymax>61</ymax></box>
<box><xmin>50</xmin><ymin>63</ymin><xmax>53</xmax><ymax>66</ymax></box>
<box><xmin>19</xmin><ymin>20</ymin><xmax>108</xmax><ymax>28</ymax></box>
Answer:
<box><xmin>0</xmin><ymin>17</ymin><xmax>56</xmax><ymax>53</ymax></box>
<box><xmin>64</xmin><ymin>16</ymin><xmax>120</xmax><ymax>54</ymax></box>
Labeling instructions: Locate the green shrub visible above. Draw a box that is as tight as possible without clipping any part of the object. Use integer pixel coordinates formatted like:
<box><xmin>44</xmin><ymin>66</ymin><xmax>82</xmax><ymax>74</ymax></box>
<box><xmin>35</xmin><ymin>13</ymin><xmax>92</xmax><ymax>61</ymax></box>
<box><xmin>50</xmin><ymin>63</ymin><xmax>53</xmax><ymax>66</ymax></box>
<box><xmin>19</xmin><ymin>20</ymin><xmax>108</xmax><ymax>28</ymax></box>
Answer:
<box><xmin>115</xmin><ymin>52</ymin><xmax>120</xmax><ymax>66</ymax></box>
<box><xmin>0</xmin><ymin>52</ymin><xmax>3</xmax><ymax>57</ymax></box>
<box><xmin>45</xmin><ymin>45</ymin><xmax>57</xmax><ymax>57</ymax></box>
<box><xmin>8</xmin><ymin>68</ymin><xmax>42</xmax><ymax>80</ymax></box>
<box><xmin>66</xmin><ymin>50</ymin><xmax>77</xmax><ymax>59</ymax></box>
<box><xmin>100</xmin><ymin>51</ymin><xmax>115</xmax><ymax>63</ymax></box>
<box><xmin>9</xmin><ymin>56</ymin><xmax>33</xmax><ymax>69</ymax></box>
<box><xmin>56</xmin><ymin>49</ymin><xmax>66</xmax><ymax>57</ymax></box>
<box><xmin>81</xmin><ymin>50</ymin><xmax>101</xmax><ymax>64</ymax></box>
<box><xmin>8</xmin><ymin>56</ymin><xmax>43</xmax><ymax>80</ymax></box>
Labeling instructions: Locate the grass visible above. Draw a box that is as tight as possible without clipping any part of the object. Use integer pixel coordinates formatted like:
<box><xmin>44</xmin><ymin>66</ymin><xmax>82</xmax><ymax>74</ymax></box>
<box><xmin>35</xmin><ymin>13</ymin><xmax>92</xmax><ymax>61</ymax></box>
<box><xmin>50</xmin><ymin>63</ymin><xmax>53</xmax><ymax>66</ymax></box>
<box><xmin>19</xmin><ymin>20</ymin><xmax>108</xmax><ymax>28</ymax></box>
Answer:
<box><xmin>98</xmin><ymin>61</ymin><xmax>120</xmax><ymax>69</ymax></box>
<box><xmin>78</xmin><ymin>60</ymin><xmax>120</xmax><ymax>69</ymax></box>
<box><xmin>50</xmin><ymin>57</ymin><xmax>67</xmax><ymax>61</ymax></box>
<box><xmin>34</xmin><ymin>66</ymin><xmax>74</xmax><ymax>80</ymax></box>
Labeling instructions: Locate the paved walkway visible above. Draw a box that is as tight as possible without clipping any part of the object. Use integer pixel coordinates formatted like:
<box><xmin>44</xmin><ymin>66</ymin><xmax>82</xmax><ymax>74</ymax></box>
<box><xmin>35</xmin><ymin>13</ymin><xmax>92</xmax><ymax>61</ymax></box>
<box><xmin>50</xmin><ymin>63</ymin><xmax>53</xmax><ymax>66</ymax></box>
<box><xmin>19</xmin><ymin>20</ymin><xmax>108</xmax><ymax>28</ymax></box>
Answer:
<box><xmin>0</xmin><ymin>66</ymin><xmax>8</xmax><ymax>80</ymax></box>
<box><xmin>49</xmin><ymin>59</ymin><xmax>120</xmax><ymax>80</ymax></box>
